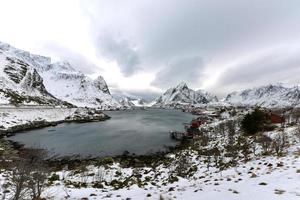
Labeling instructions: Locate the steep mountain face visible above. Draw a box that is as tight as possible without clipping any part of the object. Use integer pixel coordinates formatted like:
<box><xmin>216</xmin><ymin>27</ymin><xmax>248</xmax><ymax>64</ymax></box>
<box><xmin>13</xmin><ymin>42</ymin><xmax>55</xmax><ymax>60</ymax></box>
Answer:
<box><xmin>0</xmin><ymin>41</ymin><xmax>120</xmax><ymax>109</ymax></box>
<box><xmin>37</xmin><ymin>61</ymin><xmax>120</xmax><ymax>109</ymax></box>
<box><xmin>153</xmin><ymin>82</ymin><xmax>218</xmax><ymax>107</ymax></box>
<box><xmin>225</xmin><ymin>84</ymin><xmax>300</xmax><ymax>107</ymax></box>
<box><xmin>0</xmin><ymin>42</ymin><xmax>70</xmax><ymax>106</ymax></box>
<box><xmin>118</xmin><ymin>97</ymin><xmax>135</xmax><ymax>108</ymax></box>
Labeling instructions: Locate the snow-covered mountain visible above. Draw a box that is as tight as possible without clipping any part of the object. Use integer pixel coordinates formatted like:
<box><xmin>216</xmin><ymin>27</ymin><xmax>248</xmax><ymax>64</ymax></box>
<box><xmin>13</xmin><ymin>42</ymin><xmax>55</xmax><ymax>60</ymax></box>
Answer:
<box><xmin>36</xmin><ymin>61</ymin><xmax>120</xmax><ymax>109</ymax></box>
<box><xmin>225</xmin><ymin>84</ymin><xmax>300</xmax><ymax>107</ymax></box>
<box><xmin>0</xmin><ymin>42</ymin><xmax>71</xmax><ymax>106</ymax></box>
<box><xmin>153</xmin><ymin>82</ymin><xmax>218</xmax><ymax>107</ymax></box>
<box><xmin>117</xmin><ymin>95</ymin><xmax>148</xmax><ymax>108</ymax></box>
<box><xmin>0</xmin><ymin>41</ymin><xmax>120</xmax><ymax>109</ymax></box>
<box><xmin>112</xmin><ymin>91</ymin><xmax>150</xmax><ymax>107</ymax></box>
<box><xmin>118</xmin><ymin>97</ymin><xmax>135</xmax><ymax>108</ymax></box>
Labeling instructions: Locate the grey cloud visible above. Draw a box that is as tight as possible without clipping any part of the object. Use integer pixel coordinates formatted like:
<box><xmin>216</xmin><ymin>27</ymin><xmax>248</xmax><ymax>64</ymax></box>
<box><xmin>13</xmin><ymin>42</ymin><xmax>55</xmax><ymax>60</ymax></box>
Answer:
<box><xmin>81</xmin><ymin>0</ymin><xmax>300</xmax><ymax>91</ymax></box>
<box><xmin>96</xmin><ymin>34</ymin><xmax>140</xmax><ymax>76</ymax></box>
<box><xmin>42</xmin><ymin>43</ymin><xmax>98</xmax><ymax>75</ymax></box>
<box><xmin>152</xmin><ymin>56</ymin><xmax>204</xmax><ymax>89</ymax></box>
<box><xmin>213</xmin><ymin>48</ymin><xmax>300</xmax><ymax>96</ymax></box>
<box><xmin>22</xmin><ymin>0</ymin><xmax>300</xmax><ymax>97</ymax></box>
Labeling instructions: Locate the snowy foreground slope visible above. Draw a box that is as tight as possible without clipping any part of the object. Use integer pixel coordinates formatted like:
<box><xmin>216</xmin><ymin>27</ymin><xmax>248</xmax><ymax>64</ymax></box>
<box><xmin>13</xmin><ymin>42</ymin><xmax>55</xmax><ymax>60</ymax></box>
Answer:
<box><xmin>225</xmin><ymin>84</ymin><xmax>300</xmax><ymax>108</ymax></box>
<box><xmin>153</xmin><ymin>82</ymin><xmax>218</xmax><ymax>108</ymax></box>
<box><xmin>0</xmin><ymin>41</ymin><xmax>120</xmax><ymax>109</ymax></box>
<box><xmin>43</xmin><ymin>152</ymin><xmax>300</xmax><ymax>200</ymax></box>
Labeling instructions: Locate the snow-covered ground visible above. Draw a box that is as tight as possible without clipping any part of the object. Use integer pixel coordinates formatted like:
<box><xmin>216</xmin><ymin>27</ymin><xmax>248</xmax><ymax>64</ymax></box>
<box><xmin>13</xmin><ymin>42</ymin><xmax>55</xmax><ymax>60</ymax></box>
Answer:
<box><xmin>0</xmin><ymin>106</ymin><xmax>109</xmax><ymax>132</ymax></box>
<box><xmin>30</xmin><ymin>125</ymin><xmax>299</xmax><ymax>200</ymax></box>
<box><xmin>41</xmin><ymin>154</ymin><xmax>299</xmax><ymax>200</ymax></box>
<box><xmin>0</xmin><ymin>107</ymin><xmax>77</xmax><ymax>130</ymax></box>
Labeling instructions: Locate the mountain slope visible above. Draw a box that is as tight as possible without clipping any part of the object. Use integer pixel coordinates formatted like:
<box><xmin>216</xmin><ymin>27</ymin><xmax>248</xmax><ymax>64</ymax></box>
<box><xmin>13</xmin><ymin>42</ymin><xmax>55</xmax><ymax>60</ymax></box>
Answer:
<box><xmin>153</xmin><ymin>82</ymin><xmax>218</xmax><ymax>107</ymax></box>
<box><xmin>0</xmin><ymin>42</ymin><xmax>70</xmax><ymax>106</ymax></box>
<box><xmin>37</xmin><ymin>61</ymin><xmax>120</xmax><ymax>109</ymax></box>
<box><xmin>118</xmin><ymin>97</ymin><xmax>135</xmax><ymax>108</ymax></box>
<box><xmin>225</xmin><ymin>84</ymin><xmax>300</xmax><ymax>107</ymax></box>
<box><xmin>0</xmin><ymin>41</ymin><xmax>120</xmax><ymax>109</ymax></box>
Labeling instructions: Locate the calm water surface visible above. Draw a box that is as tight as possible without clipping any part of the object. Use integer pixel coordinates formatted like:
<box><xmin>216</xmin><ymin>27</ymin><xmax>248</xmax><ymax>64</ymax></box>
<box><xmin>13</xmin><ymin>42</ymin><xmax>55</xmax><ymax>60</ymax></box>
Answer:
<box><xmin>8</xmin><ymin>109</ymin><xmax>195</xmax><ymax>158</ymax></box>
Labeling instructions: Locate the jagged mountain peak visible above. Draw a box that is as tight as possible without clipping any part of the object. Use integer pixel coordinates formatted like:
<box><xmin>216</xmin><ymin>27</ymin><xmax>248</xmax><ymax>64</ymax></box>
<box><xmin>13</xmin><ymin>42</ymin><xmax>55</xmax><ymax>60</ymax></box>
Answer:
<box><xmin>93</xmin><ymin>76</ymin><xmax>110</xmax><ymax>95</ymax></box>
<box><xmin>175</xmin><ymin>82</ymin><xmax>189</xmax><ymax>90</ymax></box>
<box><xmin>153</xmin><ymin>82</ymin><xmax>218</xmax><ymax>107</ymax></box>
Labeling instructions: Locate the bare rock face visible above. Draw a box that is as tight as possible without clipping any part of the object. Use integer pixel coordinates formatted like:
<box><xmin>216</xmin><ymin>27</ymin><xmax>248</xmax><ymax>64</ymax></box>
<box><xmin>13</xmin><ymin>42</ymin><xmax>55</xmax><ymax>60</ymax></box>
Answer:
<box><xmin>93</xmin><ymin>76</ymin><xmax>110</xmax><ymax>95</ymax></box>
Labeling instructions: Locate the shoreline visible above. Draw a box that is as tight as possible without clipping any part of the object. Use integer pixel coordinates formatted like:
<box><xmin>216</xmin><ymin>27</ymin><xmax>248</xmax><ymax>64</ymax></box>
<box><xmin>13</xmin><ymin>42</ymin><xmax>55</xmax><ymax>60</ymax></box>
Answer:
<box><xmin>0</xmin><ymin>107</ymin><xmax>111</xmax><ymax>137</ymax></box>
<box><xmin>0</xmin><ymin>106</ymin><xmax>194</xmax><ymax>170</ymax></box>
<box><xmin>5</xmin><ymin>135</ymin><xmax>187</xmax><ymax>170</ymax></box>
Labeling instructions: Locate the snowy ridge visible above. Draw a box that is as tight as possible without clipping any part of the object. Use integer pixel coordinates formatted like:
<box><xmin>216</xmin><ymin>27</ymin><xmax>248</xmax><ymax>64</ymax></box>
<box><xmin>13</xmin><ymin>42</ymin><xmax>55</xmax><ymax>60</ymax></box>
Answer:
<box><xmin>225</xmin><ymin>84</ymin><xmax>300</xmax><ymax>108</ymax></box>
<box><xmin>0</xmin><ymin>41</ymin><xmax>120</xmax><ymax>109</ymax></box>
<box><xmin>153</xmin><ymin>82</ymin><xmax>218</xmax><ymax>107</ymax></box>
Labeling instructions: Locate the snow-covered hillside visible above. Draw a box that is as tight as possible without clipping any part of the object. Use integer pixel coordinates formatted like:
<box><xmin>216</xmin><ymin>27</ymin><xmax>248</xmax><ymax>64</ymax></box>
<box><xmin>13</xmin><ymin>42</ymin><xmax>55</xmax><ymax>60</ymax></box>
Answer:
<box><xmin>0</xmin><ymin>42</ymin><xmax>70</xmax><ymax>106</ymax></box>
<box><xmin>153</xmin><ymin>82</ymin><xmax>218</xmax><ymax>107</ymax></box>
<box><xmin>37</xmin><ymin>61</ymin><xmax>120</xmax><ymax>109</ymax></box>
<box><xmin>0</xmin><ymin>41</ymin><xmax>120</xmax><ymax>109</ymax></box>
<box><xmin>225</xmin><ymin>84</ymin><xmax>300</xmax><ymax>108</ymax></box>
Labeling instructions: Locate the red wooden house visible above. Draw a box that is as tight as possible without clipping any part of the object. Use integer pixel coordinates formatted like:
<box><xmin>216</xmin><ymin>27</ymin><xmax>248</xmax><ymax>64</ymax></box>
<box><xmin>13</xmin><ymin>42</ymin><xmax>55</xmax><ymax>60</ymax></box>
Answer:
<box><xmin>270</xmin><ymin>113</ymin><xmax>285</xmax><ymax>124</ymax></box>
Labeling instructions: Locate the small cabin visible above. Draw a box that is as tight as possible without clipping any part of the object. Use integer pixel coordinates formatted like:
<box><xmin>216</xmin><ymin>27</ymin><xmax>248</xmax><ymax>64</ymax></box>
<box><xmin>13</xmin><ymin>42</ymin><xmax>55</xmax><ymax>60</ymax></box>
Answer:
<box><xmin>270</xmin><ymin>113</ymin><xmax>285</xmax><ymax>124</ymax></box>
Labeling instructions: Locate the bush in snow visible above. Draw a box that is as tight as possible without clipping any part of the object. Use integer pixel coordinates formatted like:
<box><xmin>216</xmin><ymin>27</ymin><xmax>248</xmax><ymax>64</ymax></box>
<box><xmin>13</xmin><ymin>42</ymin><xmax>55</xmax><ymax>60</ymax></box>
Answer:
<box><xmin>272</xmin><ymin>132</ymin><xmax>289</xmax><ymax>156</ymax></box>
<box><xmin>241</xmin><ymin>108</ymin><xmax>271</xmax><ymax>135</ymax></box>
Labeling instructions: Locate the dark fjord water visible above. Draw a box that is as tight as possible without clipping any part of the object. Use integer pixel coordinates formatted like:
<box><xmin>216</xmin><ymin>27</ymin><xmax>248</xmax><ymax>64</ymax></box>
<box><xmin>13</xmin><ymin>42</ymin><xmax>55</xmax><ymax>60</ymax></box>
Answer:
<box><xmin>8</xmin><ymin>109</ymin><xmax>195</xmax><ymax>158</ymax></box>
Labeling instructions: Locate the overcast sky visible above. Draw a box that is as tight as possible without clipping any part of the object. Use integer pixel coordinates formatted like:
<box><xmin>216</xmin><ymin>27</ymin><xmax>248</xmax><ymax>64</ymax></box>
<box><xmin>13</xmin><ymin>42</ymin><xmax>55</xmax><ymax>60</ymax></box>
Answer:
<box><xmin>0</xmin><ymin>0</ymin><xmax>300</xmax><ymax>97</ymax></box>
